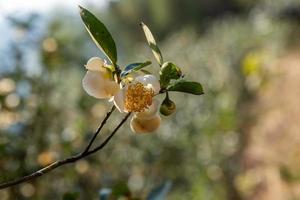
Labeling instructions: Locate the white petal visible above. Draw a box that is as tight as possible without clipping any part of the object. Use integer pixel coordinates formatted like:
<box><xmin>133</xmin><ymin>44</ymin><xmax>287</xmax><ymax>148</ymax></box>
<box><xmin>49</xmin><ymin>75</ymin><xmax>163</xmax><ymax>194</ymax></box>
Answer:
<box><xmin>135</xmin><ymin>75</ymin><xmax>160</xmax><ymax>94</ymax></box>
<box><xmin>82</xmin><ymin>71</ymin><xmax>118</xmax><ymax>99</ymax></box>
<box><xmin>103</xmin><ymin>80</ymin><xmax>120</xmax><ymax>97</ymax></box>
<box><xmin>135</xmin><ymin>99</ymin><xmax>160</xmax><ymax>119</ymax></box>
<box><xmin>85</xmin><ymin>57</ymin><xmax>106</xmax><ymax>72</ymax></box>
<box><xmin>130</xmin><ymin>114</ymin><xmax>161</xmax><ymax>133</ymax></box>
<box><xmin>113</xmin><ymin>87</ymin><xmax>127</xmax><ymax>113</ymax></box>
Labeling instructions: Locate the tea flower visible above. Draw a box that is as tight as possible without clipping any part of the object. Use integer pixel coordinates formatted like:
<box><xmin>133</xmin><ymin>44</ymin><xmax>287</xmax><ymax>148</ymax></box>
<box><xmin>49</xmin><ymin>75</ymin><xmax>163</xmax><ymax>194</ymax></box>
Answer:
<box><xmin>112</xmin><ymin>74</ymin><xmax>161</xmax><ymax>133</ymax></box>
<box><xmin>82</xmin><ymin>57</ymin><xmax>119</xmax><ymax>99</ymax></box>
<box><xmin>113</xmin><ymin>74</ymin><xmax>160</xmax><ymax>113</ymax></box>
<box><xmin>82</xmin><ymin>57</ymin><xmax>161</xmax><ymax>133</ymax></box>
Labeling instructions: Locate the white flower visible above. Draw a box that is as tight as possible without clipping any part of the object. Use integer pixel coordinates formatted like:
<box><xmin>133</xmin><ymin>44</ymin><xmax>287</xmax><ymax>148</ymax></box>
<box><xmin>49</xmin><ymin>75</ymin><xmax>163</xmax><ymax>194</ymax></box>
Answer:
<box><xmin>113</xmin><ymin>74</ymin><xmax>161</xmax><ymax>133</ymax></box>
<box><xmin>82</xmin><ymin>57</ymin><xmax>161</xmax><ymax>133</ymax></box>
<box><xmin>113</xmin><ymin>74</ymin><xmax>160</xmax><ymax>113</ymax></box>
<box><xmin>82</xmin><ymin>57</ymin><xmax>119</xmax><ymax>99</ymax></box>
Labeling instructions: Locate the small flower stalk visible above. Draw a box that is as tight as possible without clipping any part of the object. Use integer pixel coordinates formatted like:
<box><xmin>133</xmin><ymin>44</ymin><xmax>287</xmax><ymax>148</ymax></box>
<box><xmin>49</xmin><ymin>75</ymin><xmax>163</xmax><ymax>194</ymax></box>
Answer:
<box><xmin>80</xmin><ymin>6</ymin><xmax>204</xmax><ymax>134</ymax></box>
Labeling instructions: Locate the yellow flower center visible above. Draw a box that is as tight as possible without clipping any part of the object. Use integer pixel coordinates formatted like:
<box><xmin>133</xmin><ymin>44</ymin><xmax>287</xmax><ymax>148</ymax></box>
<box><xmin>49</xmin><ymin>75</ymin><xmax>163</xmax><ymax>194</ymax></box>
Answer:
<box><xmin>125</xmin><ymin>82</ymin><xmax>154</xmax><ymax>112</ymax></box>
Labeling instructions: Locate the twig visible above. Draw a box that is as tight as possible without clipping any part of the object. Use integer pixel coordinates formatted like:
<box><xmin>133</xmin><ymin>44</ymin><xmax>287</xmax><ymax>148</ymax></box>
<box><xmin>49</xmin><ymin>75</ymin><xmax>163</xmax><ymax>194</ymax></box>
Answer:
<box><xmin>82</xmin><ymin>105</ymin><xmax>116</xmax><ymax>154</ymax></box>
<box><xmin>85</xmin><ymin>112</ymin><xmax>131</xmax><ymax>156</ymax></box>
<box><xmin>0</xmin><ymin>112</ymin><xmax>131</xmax><ymax>190</ymax></box>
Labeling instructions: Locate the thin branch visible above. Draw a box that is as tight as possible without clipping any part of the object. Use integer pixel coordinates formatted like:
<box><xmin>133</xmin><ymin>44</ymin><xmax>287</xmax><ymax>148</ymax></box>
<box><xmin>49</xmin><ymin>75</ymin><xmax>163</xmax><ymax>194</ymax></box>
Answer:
<box><xmin>85</xmin><ymin>112</ymin><xmax>131</xmax><ymax>156</ymax></box>
<box><xmin>82</xmin><ymin>105</ymin><xmax>116</xmax><ymax>154</ymax></box>
<box><xmin>0</xmin><ymin>112</ymin><xmax>131</xmax><ymax>190</ymax></box>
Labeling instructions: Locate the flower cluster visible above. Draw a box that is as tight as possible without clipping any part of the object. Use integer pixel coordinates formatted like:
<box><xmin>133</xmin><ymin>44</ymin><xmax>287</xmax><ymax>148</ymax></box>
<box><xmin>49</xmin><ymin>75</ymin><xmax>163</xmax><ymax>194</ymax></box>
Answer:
<box><xmin>83</xmin><ymin>57</ymin><xmax>161</xmax><ymax>133</ymax></box>
<box><xmin>79</xmin><ymin>6</ymin><xmax>203</xmax><ymax>134</ymax></box>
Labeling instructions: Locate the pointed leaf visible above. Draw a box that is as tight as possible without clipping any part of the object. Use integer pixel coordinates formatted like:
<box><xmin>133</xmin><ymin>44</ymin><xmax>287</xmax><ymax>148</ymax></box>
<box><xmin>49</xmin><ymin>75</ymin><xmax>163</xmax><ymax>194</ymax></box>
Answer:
<box><xmin>79</xmin><ymin>6</ymin><xmax>117</xmax><ymax>64</ymax></box>
<box><xmin>167</xmin><ymin>80</ymin><xmax>204</xmax><ymax>95</ymax></box>
<box><xmin>120</xmin><ymin>61</ymin><xmax>151</xmax><ymax>77</ymax></box>
<box><xmin>160</xmin><ymin>62</ymin><xmax>182</xmax><ymax>87</ymax></box>
<box><xmin>140</xmin><ymin>22</ymin><xmax>163</xmax><ymax>65</ymax></box>
<box><xmin>140</xmin><ymin>69</ymin><xmax>151</xmax><ymax>74</ymax></box>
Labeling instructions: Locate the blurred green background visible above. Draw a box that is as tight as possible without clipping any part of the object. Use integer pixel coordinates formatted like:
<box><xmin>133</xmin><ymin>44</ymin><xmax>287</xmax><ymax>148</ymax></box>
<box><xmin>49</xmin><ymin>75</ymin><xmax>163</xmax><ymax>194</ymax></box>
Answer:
<box><xmin>0</xmin><ymin>0</ymin><xmax>300</xmax><ymax>199</ymax></box>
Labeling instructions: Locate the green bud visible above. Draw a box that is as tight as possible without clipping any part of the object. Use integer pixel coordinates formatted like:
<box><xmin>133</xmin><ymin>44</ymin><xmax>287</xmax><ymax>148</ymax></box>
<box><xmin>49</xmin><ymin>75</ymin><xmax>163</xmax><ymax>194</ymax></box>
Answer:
<box><xmin>160</xmin><ymin>95</ymin><xmax>176</xmax><ymax>116</ymax></box>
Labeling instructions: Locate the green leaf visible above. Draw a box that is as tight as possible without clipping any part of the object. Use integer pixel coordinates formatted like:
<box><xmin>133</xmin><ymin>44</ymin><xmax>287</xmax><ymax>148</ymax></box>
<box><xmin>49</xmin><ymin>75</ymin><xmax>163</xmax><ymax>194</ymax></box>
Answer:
<box><xmin>140</xmin><ymin>69</ymin><xmax>152</xmax><ymax>74</ymax></box>
<box><xmin>120</xmin><ymin>61</ymin><xmax>151</xmax><ymax>77</ymax></box>
<box><xmin>79</xmin><ymin>6</ymin><xmax>117</xmax><ymax>64</ymax></box>
<box><xmin>140</xmin><ymin>22</ymin><xmax>163</xmax><ymax>65</ymax></box>
<box><xmin>160</xmin><ymin>62</ymin><xmax>182</xmax><ymax>87</ymax></box>
<box><xmin>167</xmin><ymin>80</ymin><xmax>204</xmax><ymax>95</ymax></box>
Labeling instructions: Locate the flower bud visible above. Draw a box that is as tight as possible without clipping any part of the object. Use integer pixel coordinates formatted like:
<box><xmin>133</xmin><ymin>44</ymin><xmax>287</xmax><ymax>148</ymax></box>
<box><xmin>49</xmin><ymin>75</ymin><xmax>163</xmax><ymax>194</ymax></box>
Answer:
<box><xmin>130</xmin><ymin>115</ymin><xmax>161</xmax><ymax>134</ymax></box>
<box><xmin>160</xmin><ymin>96</ymin><xmax>176</xmax><ymax>116</ymax></box>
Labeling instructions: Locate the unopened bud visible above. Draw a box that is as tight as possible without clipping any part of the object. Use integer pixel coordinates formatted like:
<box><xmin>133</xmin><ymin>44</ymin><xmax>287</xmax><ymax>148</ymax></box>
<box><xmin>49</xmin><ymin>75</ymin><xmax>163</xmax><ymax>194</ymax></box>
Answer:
<box><xmin>130</xmin><ymin>115</ymin><xmax>161</xmax><ymax>134</ymax></box>
<box><xmin>160</xmin><ymin>97</ymin><xmax>176</xmax><ymax>116</ymax></box>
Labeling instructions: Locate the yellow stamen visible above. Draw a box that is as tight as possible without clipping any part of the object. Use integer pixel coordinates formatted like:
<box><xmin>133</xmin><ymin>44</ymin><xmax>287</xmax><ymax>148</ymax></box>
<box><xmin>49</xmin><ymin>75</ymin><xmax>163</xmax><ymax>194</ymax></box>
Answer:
<box><xmin>125</xmin><ymin>82</ymin><xmax>154</xmax><ymax>112</ymax></box>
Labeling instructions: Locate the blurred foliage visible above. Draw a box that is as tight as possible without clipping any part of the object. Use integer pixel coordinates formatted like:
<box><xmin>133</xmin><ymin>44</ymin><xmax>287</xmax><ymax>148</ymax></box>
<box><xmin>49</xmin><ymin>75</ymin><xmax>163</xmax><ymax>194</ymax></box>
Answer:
<box><xmin>0</xmin><ymin>0</ymin><xmax>299</xmax><ymax>199</ymax></box>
